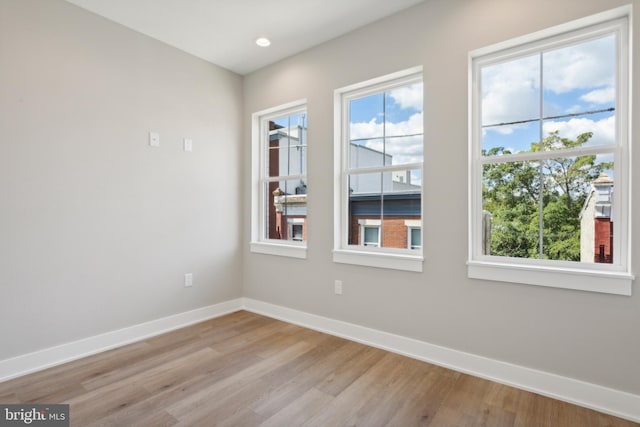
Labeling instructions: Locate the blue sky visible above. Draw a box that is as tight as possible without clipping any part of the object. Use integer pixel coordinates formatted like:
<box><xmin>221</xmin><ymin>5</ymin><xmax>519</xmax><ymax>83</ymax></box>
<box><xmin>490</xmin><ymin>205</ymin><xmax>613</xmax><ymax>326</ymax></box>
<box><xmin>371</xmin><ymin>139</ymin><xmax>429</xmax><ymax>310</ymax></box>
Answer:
<box><xmin>481</xmin><ymin>34</ymin><xmax>616</xmax><ymax>154</ymax></box>
<box><xmin>350</xmin><ymin>89</ymin><xmax>420</xmax><ymax>126</ymax></box>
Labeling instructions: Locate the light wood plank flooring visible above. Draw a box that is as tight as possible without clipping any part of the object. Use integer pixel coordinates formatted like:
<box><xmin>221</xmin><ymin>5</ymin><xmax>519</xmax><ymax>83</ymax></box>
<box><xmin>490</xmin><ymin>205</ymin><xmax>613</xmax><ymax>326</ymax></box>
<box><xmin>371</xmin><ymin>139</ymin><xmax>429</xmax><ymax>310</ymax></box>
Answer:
<box><xmin>0</xmin><ymin>311</ymin><xmax>637</xmax><ymax>426</ymax></box>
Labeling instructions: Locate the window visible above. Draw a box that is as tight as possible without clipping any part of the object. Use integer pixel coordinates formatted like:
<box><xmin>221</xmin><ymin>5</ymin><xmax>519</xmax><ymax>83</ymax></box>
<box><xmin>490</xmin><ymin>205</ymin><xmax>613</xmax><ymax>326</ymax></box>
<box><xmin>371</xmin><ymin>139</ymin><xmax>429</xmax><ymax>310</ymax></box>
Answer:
<box><xmin>468</xmin><ymin>7</ymin><xmax>633</xmax><ymax>294</ymax></box>
<box><xmin>288</xmin><ymin>219</ymin><xmax>304</xmax><ymax>242</ymax></box>
<box><xmin>359</xmin><ymin>220</ymin><xmax>381</xmax><ymax>247</ymax></box>
<box><xmin>406</xmin><ymin>220</ymin><xmax>422</xmax><ymax>250</ymax></box>
<box><xmin>251</xmin><ymin>100</ymin><xmax>308</xmax><ymax>259</ymax></box>
<box><xmin>334</xmin><ymin>68</ymin><xmax>424</xmax><ymax>272</ymax></box>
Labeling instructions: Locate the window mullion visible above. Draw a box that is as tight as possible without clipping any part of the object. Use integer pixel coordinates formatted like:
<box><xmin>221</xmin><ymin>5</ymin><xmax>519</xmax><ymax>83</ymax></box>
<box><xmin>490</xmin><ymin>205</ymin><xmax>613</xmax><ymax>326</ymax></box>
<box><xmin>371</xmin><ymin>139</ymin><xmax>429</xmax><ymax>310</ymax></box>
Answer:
<box><xmin>381</xmin><ymin>90</ymin><xmax>387</xmax><ymax>246</ymax></box>
<box><xmin>538</xmin><ymin>52</ymin><xmax>544</xmax><ymax>259</ymax></box>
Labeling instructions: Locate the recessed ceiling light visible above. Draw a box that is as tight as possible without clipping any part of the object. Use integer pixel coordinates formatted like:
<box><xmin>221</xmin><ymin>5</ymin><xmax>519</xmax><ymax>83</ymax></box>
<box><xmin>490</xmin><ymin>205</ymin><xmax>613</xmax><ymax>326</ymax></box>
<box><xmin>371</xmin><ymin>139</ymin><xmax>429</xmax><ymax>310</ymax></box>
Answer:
<box><xmin>255</xmin><ymin>37</ymin><xmax>271</xmax><ymax>47</ymax></box>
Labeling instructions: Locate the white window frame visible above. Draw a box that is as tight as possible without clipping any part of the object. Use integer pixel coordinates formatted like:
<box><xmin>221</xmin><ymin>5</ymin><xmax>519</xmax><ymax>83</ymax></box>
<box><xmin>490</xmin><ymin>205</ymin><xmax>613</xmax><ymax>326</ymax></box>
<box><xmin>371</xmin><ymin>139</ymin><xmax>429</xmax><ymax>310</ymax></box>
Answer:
<box><xmin>251</xmin><ymin>99</ymin><xmax>307</xmax><ymax>259</ymax></box>
<box><xmin>334</xmin><ymin>67</ymin><xmax>424</xmax><ymax>272</ymax></box>
<box><xmin>405</xmin><ymin>220</ymin><xmax>422</xmax><ymax>250</ymax></box>
<box><xmin>468</xmin><ymin>6</ymin><xmax>633</xmax><ymax>295</ymax></box>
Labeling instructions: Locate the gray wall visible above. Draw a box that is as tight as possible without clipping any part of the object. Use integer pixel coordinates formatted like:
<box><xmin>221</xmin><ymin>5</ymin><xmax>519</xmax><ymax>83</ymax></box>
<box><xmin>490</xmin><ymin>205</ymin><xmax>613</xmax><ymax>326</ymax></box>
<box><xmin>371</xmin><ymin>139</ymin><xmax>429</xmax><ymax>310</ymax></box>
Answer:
<box><xmin>243</xmin><ymin>0</ymin><xmax>640</xmax><ymax>395</ymax></box>
<box><xmin>0</xmin><ymin>0</ymin><xmax>243</xmax><ymax>359</ymax></box>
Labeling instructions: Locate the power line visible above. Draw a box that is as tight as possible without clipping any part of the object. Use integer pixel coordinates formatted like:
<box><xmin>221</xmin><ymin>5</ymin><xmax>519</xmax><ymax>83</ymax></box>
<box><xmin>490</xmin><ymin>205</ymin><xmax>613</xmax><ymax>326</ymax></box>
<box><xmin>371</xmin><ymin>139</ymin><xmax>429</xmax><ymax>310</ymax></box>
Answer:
<box><xmin>482</xmin><ymin>107</ymin><xmax>615</xmax><ymax>129</ymax></box>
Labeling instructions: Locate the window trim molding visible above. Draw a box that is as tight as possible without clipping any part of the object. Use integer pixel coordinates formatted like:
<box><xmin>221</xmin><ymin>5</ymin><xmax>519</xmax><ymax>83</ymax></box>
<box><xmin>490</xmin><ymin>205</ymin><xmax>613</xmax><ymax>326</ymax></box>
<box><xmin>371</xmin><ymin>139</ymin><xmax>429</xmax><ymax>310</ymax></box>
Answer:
<box><xmin>333</xmin><ymin>67</ymin><xmax>424</xmax><ymax>272</ymax></box>
<box><xmin>467</xmin><ymin>6</ymin><xmax>633</xmax><ymax>295</ymax></box>
<box><xmin>250</xmin><ymin>99</ymin><xmax>308</xmax><ymax>259</ymax></box>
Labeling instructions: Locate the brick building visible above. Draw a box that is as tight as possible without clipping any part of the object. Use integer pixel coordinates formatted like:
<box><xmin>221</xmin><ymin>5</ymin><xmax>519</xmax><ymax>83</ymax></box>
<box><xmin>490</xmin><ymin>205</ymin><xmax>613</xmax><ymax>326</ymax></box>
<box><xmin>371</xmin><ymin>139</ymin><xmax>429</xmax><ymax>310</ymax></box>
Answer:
<box><xmin>579</xmin><ymin>173</ymin><xmax>614</xmax><ymax>263</ymax></box>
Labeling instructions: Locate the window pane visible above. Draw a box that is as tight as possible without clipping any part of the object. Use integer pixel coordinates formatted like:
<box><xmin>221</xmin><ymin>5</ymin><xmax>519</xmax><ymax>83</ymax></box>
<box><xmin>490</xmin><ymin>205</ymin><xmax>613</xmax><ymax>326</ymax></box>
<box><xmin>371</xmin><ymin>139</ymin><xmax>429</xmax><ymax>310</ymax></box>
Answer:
<box><xmin>290</xmin><ymin>223</ymin><xmax>304</xmax><ymax>241</ymax></box>
<box><xmin>268</xmin><ymin>115</ymin><xmax>307</xmax><ymax>178</ymax></box>
<box><xmin>349</xmin><ymin>171</ymin><xmax>382</xmax><ymax>196</ymax></box>
<box><xmin>482</xmin><ymin>121</ymin><xmax>538</xmax><ymax>156</ymax></box>
<box><xmin>349</xmin><ymin>172</ymin><xmax>381</xmax><ymax>246</ymax></box>
<box><xmin>349</xmin><ymin>82</ymin><xmax>423</xmax><ymax>169</ymax></box>
<box><xmin>264</xmin><ymin>178</ymin><xmax>307</xmax><ymax>241</ymax></box>
<box><xmin>545</xmin><ymin>155</ymin><xmax>614</xmax><ymax>263</ymax></box>
<box><xmin>410</xmin><ymin>228</ymin><xmax>421</xmax><ymax>249</ymax></box>
<box><xmin>482</xmin><ymin>155</ymin><xmax>614</xmax><ymax>263</ymax></box>
<box><xmin>543</xmin><ymin>35</ymin><xmax>616</xmax><ymax>117</ymax></box>
<box><xmin>483</xmin><ymin>159</ymin><xmax>543</xmax><ymax>258</ymax></box>
<box><xmin>349</xmin><ymin>138</ymin><xmax>384</xmax><ymax>168</ymax></box>
<box><xmin>383</xmin><ymin>135</ymin><xmax>423</xmax><ymax>166</ymax></box>
<box><xmin>363</xmin><ymin>226</ymin><xmax>380</xmax><ymax>246</ymax></box>
<box><xmin>385</xmin><ymin>169</ymin><xmax>422</xmax><ymax>196</ymax></box>
<box><xmin>385</xmin><ymin>83</ymin><xmax>423</xmax><ymax>133</ymax></box>
<box><xmin>540</xmin><ymin>34</ymin><xmax>616</xmax><ymax>152</ymax></box>
<box><xmin>481</xmin><ymin>54</ymin><xmax>540</xmax><ymax>153</ymax></box>
<box><xmin>541</xmin><ymin>111</ymin><xmax>615</xmax><ymax>152</ymax></box>
<box><xmin>382</xmin><ymin>169</ymin><xmax>422</xmax><ymax>249</ymax></box>
<box><xmin>348</xmin><ymin>170</ymin><xmax>422</xmax><ymax>250</ymax></box>
<box><xmin>385</xmin><ymin>83</ymin><xmax>423</xmax><ymax>166</ymax></box>
<box><xmin>350</xmin><ymin>93</ymin><xmax>384</xmax><ymax>138</ymax></box>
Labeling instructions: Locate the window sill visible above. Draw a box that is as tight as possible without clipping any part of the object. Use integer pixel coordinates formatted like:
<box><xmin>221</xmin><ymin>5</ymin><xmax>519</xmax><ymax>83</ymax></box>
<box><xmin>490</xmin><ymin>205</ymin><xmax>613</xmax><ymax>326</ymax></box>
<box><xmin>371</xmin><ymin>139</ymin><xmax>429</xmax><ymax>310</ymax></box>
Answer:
<box><xmin>250</xmin><ymin>242</ymin><xmax>307</xmax><ymax>259</ymax></box>
<box><xmin>333</xmin><ymin>249</ymin><xmax>423</xmax><ymax>272</ymax></box>
<box><xmin>467</xmin><ymin>260</ymin><xmax>633</xmax><ymax>296</ymax></box>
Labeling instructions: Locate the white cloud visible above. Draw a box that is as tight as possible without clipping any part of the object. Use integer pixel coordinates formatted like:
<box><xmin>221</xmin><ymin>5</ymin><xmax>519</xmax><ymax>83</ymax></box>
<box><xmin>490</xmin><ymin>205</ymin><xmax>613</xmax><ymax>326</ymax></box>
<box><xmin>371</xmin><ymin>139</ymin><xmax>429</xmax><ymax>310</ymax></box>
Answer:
<box><xmin>350</xmin><ymin>112</ymin><xmax>424</xmax><ymax>165</ymax></box>
<box><xmin>351</xmin><ymin>112</ymin><xmax>423</xmax><ymax>140</ymax></box>
<box><xmin>388</xmin><ymin>83</ymin><xmax>423</xmax><ymax>111</ymax></box>
<box><xmin>384</xmin><ymin>135</ymin><xmax>423</xmax><ymax>165</ymax></box>
<box><xmin>481</xmin><ymin>55</ymin><xmax>539</xmax><ymax>131</ymax></box>
<box><xmin>351</xmin><ymin>118</ymin><xmax>382</xmax><ymax>140</ymax></box>
<box><xmin>542</xmin><ymin>115</ymin><xmax>615</xmax><ymax>147</ymax></box>
<box><xmin>580</xmin><ymin>87</ymin><xmax>615</xmax><ymax>104</ymax></box>
<box><xmin>543</xmin><ymin>35</ymin><xmax>615</xmax><ymax>94</ymax></box>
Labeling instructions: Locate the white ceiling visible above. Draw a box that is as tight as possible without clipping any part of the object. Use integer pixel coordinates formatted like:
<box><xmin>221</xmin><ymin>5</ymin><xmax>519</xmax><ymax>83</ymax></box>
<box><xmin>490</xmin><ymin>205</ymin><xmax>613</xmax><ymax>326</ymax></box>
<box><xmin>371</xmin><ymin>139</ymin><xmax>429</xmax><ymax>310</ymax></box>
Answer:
<box><xmin>65</xmin><ymin>0</ymin><xmax>426</xmax><ymax>75</ymax></box>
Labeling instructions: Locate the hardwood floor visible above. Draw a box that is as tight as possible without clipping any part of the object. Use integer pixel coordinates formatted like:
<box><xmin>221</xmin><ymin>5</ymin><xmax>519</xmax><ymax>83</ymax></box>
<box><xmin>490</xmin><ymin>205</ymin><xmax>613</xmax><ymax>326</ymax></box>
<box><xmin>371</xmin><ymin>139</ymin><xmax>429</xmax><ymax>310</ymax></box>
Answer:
<box><xmin>0</xmin><ymin>311</ymin><xmax>637</xmax><ymax>426</ymax></box>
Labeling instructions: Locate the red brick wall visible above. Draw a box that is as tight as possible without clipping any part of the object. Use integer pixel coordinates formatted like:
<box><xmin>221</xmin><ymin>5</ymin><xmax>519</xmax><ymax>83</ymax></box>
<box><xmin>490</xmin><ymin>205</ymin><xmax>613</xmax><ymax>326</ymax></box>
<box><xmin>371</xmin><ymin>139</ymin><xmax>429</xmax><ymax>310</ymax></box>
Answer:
<box><xmin>382</xmin><ymin>217</ymin><xmax>412</xmax><ymax>248</ymax></box>
<box><xmin>593</xmin><ymin>218</ymin><xmax>613</xmax><ymax>263</ymax></box>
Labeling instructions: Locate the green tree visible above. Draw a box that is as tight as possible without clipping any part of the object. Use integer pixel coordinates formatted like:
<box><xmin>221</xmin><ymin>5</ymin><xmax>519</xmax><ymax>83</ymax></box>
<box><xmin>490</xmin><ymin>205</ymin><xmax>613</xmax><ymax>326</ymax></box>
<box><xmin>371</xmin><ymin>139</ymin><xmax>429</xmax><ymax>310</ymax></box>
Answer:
<box><xmin>483</xmin><ymin>131</ymin><xmax>610</xmax><ymax>261</ymax></box>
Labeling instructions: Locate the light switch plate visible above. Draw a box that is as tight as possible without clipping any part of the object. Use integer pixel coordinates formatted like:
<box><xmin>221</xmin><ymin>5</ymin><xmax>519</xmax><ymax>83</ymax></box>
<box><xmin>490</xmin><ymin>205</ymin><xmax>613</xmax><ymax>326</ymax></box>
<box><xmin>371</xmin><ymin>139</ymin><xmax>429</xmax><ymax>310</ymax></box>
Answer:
<box><xmin>184</xmin><ymin>138</ymin><xmax>193</xmax><ymax>152</ymax></box>
<box><xmin>334</xmin><ymin>280</ymin><xmax>343</xmax><ymax>295</ymax></box>
<box><xmin>149</xmin><ymin>131</ymin><xmax>160</xmax><ymax>147</ymax></box>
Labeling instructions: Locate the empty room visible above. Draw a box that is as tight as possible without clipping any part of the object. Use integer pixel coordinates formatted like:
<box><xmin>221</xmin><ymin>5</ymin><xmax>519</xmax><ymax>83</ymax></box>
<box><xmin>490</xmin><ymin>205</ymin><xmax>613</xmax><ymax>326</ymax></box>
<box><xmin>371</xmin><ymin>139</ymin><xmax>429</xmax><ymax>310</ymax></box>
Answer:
<box><xmin>1</xmin><ymin>0</ymin><xmax>639</xmax><ymax>425</ymax></box>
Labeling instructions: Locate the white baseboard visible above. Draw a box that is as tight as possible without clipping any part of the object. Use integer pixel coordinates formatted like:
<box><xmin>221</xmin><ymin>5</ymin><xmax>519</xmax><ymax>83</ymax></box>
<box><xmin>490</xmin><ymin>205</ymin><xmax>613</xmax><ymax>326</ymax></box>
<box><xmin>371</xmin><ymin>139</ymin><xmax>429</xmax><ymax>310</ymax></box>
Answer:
<box><xmin>242</xmin><ymin>298</ymin><xmax>640</xmax><ymax>423</ymax></box>
<box><xmin>0</xmin><ymin>298</ymin><xmax>243</xmax><ymax>383</ymax></box>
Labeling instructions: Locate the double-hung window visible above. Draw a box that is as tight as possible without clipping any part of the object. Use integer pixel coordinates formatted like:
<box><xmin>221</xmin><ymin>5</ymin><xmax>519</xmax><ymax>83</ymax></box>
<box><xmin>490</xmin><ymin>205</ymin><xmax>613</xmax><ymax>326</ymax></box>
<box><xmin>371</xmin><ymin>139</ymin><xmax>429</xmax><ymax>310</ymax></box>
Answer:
<box><xmin>334</xmin><ymin>68</ymin><xmax>424</xmax><ymax>272</ymax></box>
<box><xmin>468</xmin><ymin>7</ymin><xmax>633</xmax><ymax>294</ymax></box>
<box><xmin>251</xmin><ymin>100</ymin><xmax>308</xmax><ymax>259</ymax></box>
